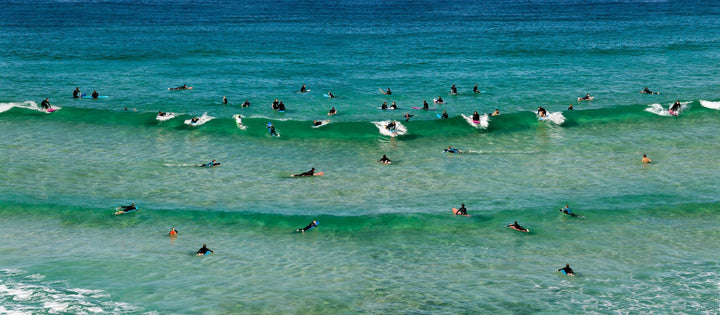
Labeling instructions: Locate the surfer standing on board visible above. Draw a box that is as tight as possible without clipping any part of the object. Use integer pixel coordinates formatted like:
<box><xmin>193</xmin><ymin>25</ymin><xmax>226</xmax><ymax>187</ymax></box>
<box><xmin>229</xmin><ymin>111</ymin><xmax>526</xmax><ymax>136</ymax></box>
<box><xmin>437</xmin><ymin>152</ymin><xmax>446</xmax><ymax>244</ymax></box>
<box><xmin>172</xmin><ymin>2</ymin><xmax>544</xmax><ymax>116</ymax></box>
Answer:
<box><xmin>670</xmin><ymin>100</ymin><xmax>681</xmax><ymax>113</ymax></box>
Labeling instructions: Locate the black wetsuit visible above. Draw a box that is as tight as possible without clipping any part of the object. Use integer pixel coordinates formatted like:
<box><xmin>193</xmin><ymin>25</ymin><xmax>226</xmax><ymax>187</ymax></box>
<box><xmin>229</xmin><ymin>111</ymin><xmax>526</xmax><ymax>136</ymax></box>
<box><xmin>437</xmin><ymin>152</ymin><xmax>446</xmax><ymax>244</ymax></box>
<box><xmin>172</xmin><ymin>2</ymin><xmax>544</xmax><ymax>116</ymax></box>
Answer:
<box><xmin>313</xmin><ymin>121</ymin><xmax>323</xmax><ymax>126</ymax></box>
<box><xmin>670</xmin><ymin>102</ymin><xmax>681</xmax><ymax>112</ymax></box>
<box><xmin>451</xmin><ymin>85</ymin><xmax>457</xmax><ymax>94</ymax></box>
<box><xmin>301</xmin><ymin>221</ymin><xmax>317</xmax><ymax>231</ymax></box>
<box><xmin>73</xmin><ymin>89</ymin><xmax>80</xmax><ymax>98</ymax></box>
<box><xmin>300</xmin><ymin>86</ymin><xmax>307</xmax><ymax>93</ymax></box>
<box><xmin>92</xmin><ymin>91</ymin><xmax>99</xmax><ymax>99</ymax></box>
<box><xmin>423</xmin><ymin>101</ymin><xmax>429</xmax><ymax>109</ymax></box>
<box><xmin>272</xmin><ymin>100</ymin><xmax>279</xmax><ymax>110</ymax></box>
<box><xmin>458</xmin><ymin>206</ymin><xmax>467</xmax><ymax>215</ymax></box>
<box><xmin>386</xmin><ymin>122</ymin><xmax>396</xmax><ymax>130</ymax></box>
<box><xmin>278</xmin><ymin>103</ymin><xmax>286</xmax><ymax>111</ymax></box>
<box><xmin>537</xmin><ymin>107</ymin><xmax>547</xmax><ymax>117</ymax></box>
<box><xmin>380</xmin><ymin>155</ymin><xmax>391</xmax><ymax>163</ymax></box>
<box><xmin>242</xmin><ymin>100</ymin><xmax>250</xmax><ymax>107</ymax></box>
<box><xmin>40</xmin><ymin>100</ymin><xmax>50</xmax><ymax>109</ymax></box>
<box><xmin>472</xmin><ymin>113</ymin><xmax>480</xmax><ymax>121</ymax></box>
<box><xmin>197</xmin><ymin>245</ymin><xmax>212</xmax><ymax>255</ymax></box>
<box><xmin>121</xmin><ymin>205</ymin><xmax>136</xmax><ymax>212</ymax></box>
<box><xmin>269</xmin><ymin>125</ymin><xmax>277</xmax><ymax>136</ymax></box>
<box><xmin>441</xmin><ymin>112</ymin><xmax>448</xmax><ymax>119</ymax></box>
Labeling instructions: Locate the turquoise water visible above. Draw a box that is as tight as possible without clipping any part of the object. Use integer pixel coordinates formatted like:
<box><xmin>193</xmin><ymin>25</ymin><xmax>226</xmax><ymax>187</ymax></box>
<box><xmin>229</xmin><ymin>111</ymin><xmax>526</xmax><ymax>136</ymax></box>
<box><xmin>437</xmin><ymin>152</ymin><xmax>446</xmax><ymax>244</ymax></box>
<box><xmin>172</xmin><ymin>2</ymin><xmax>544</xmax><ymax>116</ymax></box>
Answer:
<box><xmin>2</xmin><ymin>0</ymin><xmax>720</xmax><ymax>313</ymax></box>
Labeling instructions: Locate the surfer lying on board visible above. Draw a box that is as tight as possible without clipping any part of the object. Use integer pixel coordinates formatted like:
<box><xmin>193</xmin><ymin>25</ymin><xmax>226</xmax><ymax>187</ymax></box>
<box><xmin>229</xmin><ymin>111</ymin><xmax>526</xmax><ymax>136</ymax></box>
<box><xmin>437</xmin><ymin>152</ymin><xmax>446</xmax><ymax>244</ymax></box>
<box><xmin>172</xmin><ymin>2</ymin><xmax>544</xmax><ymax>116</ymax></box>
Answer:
<box><xmin>293</xmin><ymin>167</ymin><xmax>315</xmax><ymax>177</ymax></box>
<box><xmin>200</xmin><ymin>159</ymin><xmax>220</xmax><ymax>167</ymax></box>
<box><xmin>379</xmin><ymin>154</ymin><xmax>391</xmax><ymax>164</ymax></box>
<box><xmin>537</xmin><ymin>106</ymin><xmax>547</xmax><ymax>118</ymax></box>
<box><xmin>558</xmin><ymin>264</ymin><xmax>574</xmax><ymax>276</ymax></box>
<box><xmin>327</xmin><ymin>91</ymin><xmax>336</xmax><ymax>98</ymax></box>
<box><xmin>457</xmin><ymin>203</ymin><xmax>468</xmax><ymax>215</ymax></box>
<box><xmin>560</xmin><ymin>205</ymin><xmax>578</xmax><ymax>217</ymax></box>
<box><xmin>119</xmin><ymin>203</ymin><xmax>137</xmax><ymax>213</ymax></box>
<box><xmin>641</xmin><ymin>86</ymin><xmax>657</xmax><ymax>94</ymax></box>
<box><xmin>169</xmin><ymin>84</ymin><xmax>191</xmax><ymax>90</ymax></box>
<box><xmin>508</xmin><ymin>221</ymin><xmax>528</xmax><ymax>232</ymax></box>
<box><xmin>313</xmin><ymin>120</ymin><xmax>323</xmax><ymax>126</ymax></box>
<box><xmin>642</xmin><ymin>154</ymin><xmax>652</xmax><ymax>164</ymax></box>
<box><xmin>579</xmin><ymin>94</ymin><xmax>592</xmax><ymax>101</ymax></box>
<box><xmin>40</xmin><ymin>98</ymin><xmax>52</xmax><ymax>109</ymax></box>
<box><xmin>491</xmin><ymin>109</ymin><xmax>500</xmax><ymax>116</ymax></box>
<box><xmin>297</xmin><ymin>220</ymin><xmax>318</xmax><ymax>232</ymax></box>
<box><xmin>197</xmin><ymin>244</ymin><xmax>213</xmax><ymax>255</ymax></box>
<box><xmin>444</xmin><ymin>146</ymin><xmax>460</xmax><ymax>153</ymax></box>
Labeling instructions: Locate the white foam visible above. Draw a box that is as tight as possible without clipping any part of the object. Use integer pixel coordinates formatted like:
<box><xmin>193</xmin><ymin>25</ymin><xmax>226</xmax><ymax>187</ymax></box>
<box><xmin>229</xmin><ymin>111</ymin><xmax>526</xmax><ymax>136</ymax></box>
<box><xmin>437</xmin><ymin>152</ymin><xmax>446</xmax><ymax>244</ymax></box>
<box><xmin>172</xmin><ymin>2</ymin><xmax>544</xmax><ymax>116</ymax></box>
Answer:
<box><xmin>373</xmin><ymin>120</ymin><xmax>407</xmax><ymax>137</ymax></box>
<box><xmin>184</xmin><ymin>112</ymin><xmax>214</xmax><ymax>126</ymax></box>
<box><xmin>156</xmin><ymin>112</ymin><xmax>176</xmax><ymax>121</ymax></box>
<box><xmin>699</xmin><ymin>100</ymin><xmax>720</xmax><ymax>110</ymax></box>
<box><xmin>311</xmin><ymin>120</ymin><xmax>330</xmax><ymax>128</ymax></box>
<box><xmin>644</xmin><ymin>103</ymin><xmax>673</xmax><ymax>116</ymax></box>
<box><xmin>0</xmin><ymin>101</ymin><xmax>61</xmax><ymax>114</ymax></box>
<box><xmin>461</xmin><ymin>113</ymin><xmax>490</xmax><ymax>129</ymax></box>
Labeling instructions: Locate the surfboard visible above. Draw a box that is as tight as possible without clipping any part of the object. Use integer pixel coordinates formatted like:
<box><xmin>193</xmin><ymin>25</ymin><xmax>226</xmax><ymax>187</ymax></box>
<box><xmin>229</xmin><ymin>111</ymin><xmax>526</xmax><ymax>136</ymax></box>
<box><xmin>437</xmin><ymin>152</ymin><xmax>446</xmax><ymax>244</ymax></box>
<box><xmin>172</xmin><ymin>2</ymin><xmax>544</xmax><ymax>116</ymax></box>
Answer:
<box><xmin>312</xmin><ymin>120</ymin><xmax>330</xmax><ymax>128</ymax></box>
<box><xmin>81</xmin><ymin>95</ymin><xmax>108</xmax><ymax>99</ymax></box>
<box><xmin>114</xmin><ymin>208</ymin><xmax>137</xmax><ymax>215</ymax></box>
<box><xmin>668</xmin><ymin>109</ymin><xmax>678</xmax><ymax>116</ymax></box>
<box><xmin>46</xmin><ymin>108</ymin><xmax>57</xmax><ymax>113</ymax></box>
<box><xmin>433</xmin><ymin>99</ymin><xmax>444</xmax><ymax>104</ymax></box>
<box><xmin>508</xmin><ymin>225</ymin><xmax>529</xmax><ymax>232</ymax></box>
<box><xmin>291</xmin><ymin>172</ymin><xmax>324</xmax><ymax>177</ymax></box>
<box><xmin>184</xmin><ymin>113</ymin><xmax>213</xmax><ymax>126</ymax></box>
<box><xmin>452</xmin><ymin>208</ymin><xmax>470</xmax><ymax>217</ymax></box>
<box><xmin>443</xmin><ymin>148</ymin><xmax>460</xmax><ymax>153</ymax></box>
<box><xmin>411</xmin><ymin>106</ymin><xmax>434</xmax><ymax>110</ymax></box>
<box><xmin>379</xmin><ymin>88</ymin><xmax>391</xmax><ymax>95</ymax></box>
<box><xmin>168</xmin><ymin>87</ymin><xmax>192</xmax><ymax>90</ymax></box>
<box><xmin>196</xmin><ymin>251</ymin><xmax>212</xmax><ymax>256</ymax></box>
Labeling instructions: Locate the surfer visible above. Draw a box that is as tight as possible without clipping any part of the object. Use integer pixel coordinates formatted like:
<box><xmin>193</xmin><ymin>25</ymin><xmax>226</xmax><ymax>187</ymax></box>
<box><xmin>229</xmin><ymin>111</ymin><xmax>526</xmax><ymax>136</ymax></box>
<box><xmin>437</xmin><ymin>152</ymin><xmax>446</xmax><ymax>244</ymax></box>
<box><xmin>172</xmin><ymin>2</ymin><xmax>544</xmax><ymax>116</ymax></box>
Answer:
<box><xmin>508</xmin><ymin>221</ymin><xmax>528</xmax><ymax>232</ymax></box>
<box><xmin>491</xmin><ymin>109</ymin><xmax>500</xmax><ymax>116</ymax></box>
<box><xmin>386</xmin><ymin>121</ymin><xmax>396</xmax><ymax>130</ymax></box>
<box><xmin>190</xmin><ymin>117</ymin><xmax>199</xmax><ymax>124</ymax></box>
<box><xmin>404</xmin><ymin>112</ymin><xmax>413</xmax><ymax>122</ymax></box>
<box><xmin>328</xmin><ymin>107</ymin><xmax>337</xmax><ymax>115</ymax></box>
<box><xmin>300</xmin><ymin>84</ymin><xmax>307</xmax><ymax>93</ymax></box>
<box><xmin>641</xmin><ymin>154</ymin><xmax>652</xmax><ymax>164</ymax></box>
<box><xmin>379</xmin><ymin>154</ymin><xmax>391</xmax><ymax>164</ymax></box>
<box><xmin>456</xmin><ymin>203</ymin><xmax>468</xmax><ymax>215</ymax></box>
<box><xmin>73</xmin><ymin>87</ymin><xmax>81</xmax><ymax>98</ymax></box>
<box><xmin>473</xmin><ymin>84</ymin><xmax>480</xmax><ymax>93</ymax></box>
<box><xmin>435</xmin><ymin>96</ymin><xmax>444</xmax><ymax>104</ymax></box>
<box><xmin>268</xmin><ymin>123</ymin><xmax>278</xmax><ymax>136</ymax></box>
<box><xmin>277</xmin><ymin>102</ymin><xmax>286</xmax><ymax>112</ymax></box>
<box><xmin>201</xmin><ymin>159</ymin><xmax>219</xmax><ymax>167</ymax></box>
<box><xmin>450</xmin><ymin>84</ymin><xmax>458</xmax><ymax>95</ymax></box>
<box><xmin>169</xmin><ymin>227</ymin><xmax>178</xmax><ymax>236</ymax></box>
<box><xmin>297</xmin><ymin>220</ymin><xmax>318</xmax><ymax>232</ymax></box>
<box><xmin>472</xmin><ymin>111</ymin><xmax>480</xmax><ymax>122</ymax></box>
<box><xmin>440</xmin><ymin>110</ymin><xmax>448</xmax><ymax>119</ymax></box>
<box><xmin>641</xmin><ymin>86</ymin><xmax>656</xmax><ymax>94</ymax></box>
<box><xmin>272</xmin><ymin>98</ymin><xmax>279</xmax><ymax>110</ymax></box>
<box><xmin>381</xmin><ymin>102</ymin><xmax>388</xmax><ymax>110</ymax></box>
<box><xmin>558</xmin><ymin>264</ymin><xmax>574</xmax><ymax>276</ymax></box>
<box><xmin>579</xmin><ymin>94</ymin><xmax>592</xmax><ymax>101</ymax></box>
<box><xmin>568</xmin><ymin>104</ymin><xmax>573</xmax><ymax>110</ymax></box>
<box><xmin>91</xmin><ymin>90</ymin><xmax>99</xmax><ymax>99</ymax></box>
<box><xmin>293</xmin><ymin>167</ymin><xmax>315</xmax><ymax>177</ymax></box>
<box><xmin>169</xmin><ymin>84</ymin><xmax>190</xmax><ymax>90</ymax></box>
<box><xmin>242</xmin><ymin>100</ymin><xmax>250</xmax><ymax>107</ymax></box>
<box><xmin>422</xmin><ymin>100</ymin><xmax>429</xmax><ymax>110</ymax></box>
<box><xmin>158</xmin><ymin>111</ymin><xmax>167</xmax><ymax>117</ymax></box>
<box><xmin>196</xmin><ymin>244</ymin><xmax>213</xmax><ymax>255</ymax></box>
<box><xmin>119</xmin><ymin>203</ymin><xmax>137</xmax><ymax>213</ymax></box>
<box><xmin>560</xmin><ymin>205</ymin><xmax>578</xmax><ymax>217</ymax></box>
<box><xmin>381</xmin><ymin>88</ymin><xmax>392</xmax><ymax>95</ymax></box>
<box><xmin>223</xmin><ymin>96</ymin><xmax>227</xmax><ymax>104</ymax></box>
<box><xmin>670</xmin><ymin>100</ymin><xmax>681</xmax><ymax>113</ymax></box>
<box><xmin>537</xmin><ymin>106</ymin><xmax>547</xmax><ymax>118</ymax></box>
<box><xmin>327</xmin><ymin>91</ymin><xmax>336</xmax><ymax>98</ymax></box>
<box><xmin>390</xmin><ymin>102</ymin><xmax>397</xmax><ymax>110</ymax></box>
<box><xmin>40</xmin><ymin>98</ymin><xmax>51</xmax><ymax>110</ymax></box>
<box><xmin>444</xmin><ymin>146</ymin><xmax>460</xmax><ymax>153</ymax></box>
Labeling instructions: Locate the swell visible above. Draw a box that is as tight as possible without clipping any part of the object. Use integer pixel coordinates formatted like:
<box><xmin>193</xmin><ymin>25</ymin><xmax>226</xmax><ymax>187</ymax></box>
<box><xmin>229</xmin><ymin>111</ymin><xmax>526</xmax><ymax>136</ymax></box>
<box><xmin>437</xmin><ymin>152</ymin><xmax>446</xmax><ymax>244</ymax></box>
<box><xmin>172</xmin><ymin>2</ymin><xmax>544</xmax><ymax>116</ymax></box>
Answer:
<box><xmin>2</xmin><ymin>99</ymin><xmax>718</xmax><ymax>140</ymax></box>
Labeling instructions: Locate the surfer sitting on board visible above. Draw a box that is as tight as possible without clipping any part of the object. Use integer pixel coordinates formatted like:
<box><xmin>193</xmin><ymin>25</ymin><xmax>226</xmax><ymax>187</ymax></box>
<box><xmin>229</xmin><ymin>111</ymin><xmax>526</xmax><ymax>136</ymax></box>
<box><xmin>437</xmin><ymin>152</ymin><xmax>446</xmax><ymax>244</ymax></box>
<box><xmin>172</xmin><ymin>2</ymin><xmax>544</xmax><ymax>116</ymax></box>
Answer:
<box><xmin>381</xmin><ymin>102</ymin><xmax>388</xmax><ymax>110</ymax></box>
<box><xmin>277</xmin><ymin>102</ymin><xmax>286</xmax><ymax>112</ymax></box>
<box><xmin>641</xmin><ymin>154</ymin><xmax>652</xmax><ymax>164</ymax></box>
<box><xmin>272</xmin><ymin>99</ymin><xmax>279</xmax><ymax>110</ymax></box>
<box><xmin>242</xmin><ymin>100</ymin><xmax>250</xmax><ymax>107</ymax></box>
<box><xmin>73</xmin><ymin>87</ymin><xmax>81</xmax><ymax>98</ymax></box>
<box><xmin>537</xmin><ymin>106</ymin><xmax>547</xmax><ymax>118</ymax></box>
<box><xmin>300</xmin><ymin>84</ymin><xmax>307</xmax><ymax>93</ymax></box>
<box><xmin>390</xmin><ymin>102</ymin><xmax>397</xmax><ymax>109</ymax></box>
<box><xmin>422</xmin><ymin>100</ymin><xmax>429</xmax><ymax>110</ymax></box>
<box><xmin>223</xmin><ymin>96</ymin><xmax>227</xmax><ymax>104</ymax></box>
<box><xmin>380</xmin><ymin>88</ymin><xmax>392</xmax><ymax>95</ymax></box>
<box><xmin>558</xmin><ymin>264</ymin><xmax>574</xmax><ymax>276</ymax></box>
<box><xmin>328</xmin><ymin>107</ymin><xmax>337</xmax><ymax>115</ymax></box>
<box><xmin>297</xmin><ymin>220</ymin><xmax>318</xmax><ymax>232</ymax></box>
<box><xmin>457</xmin><ymin>203</ymin><xmax>468</xmax><ymax>215</ymax></box>
<box><xmin>40</xmin><ymin>98</ymin><xmax>52</xmax><ymax>110</ymax></box>
<box><xmin>119</xmin><ymin>203</ymin><xmax>137</xmax><ymax>213</ymax></box>
<box><xmin>473</xmin><ymin>84</ymin><xmax>480</xmax><ymax>93</ymax></box>
<box><xmin>91</xmin><ymin>90</ymin><xmax>99</xmax><ymax>99</ymax></box>
<box><xmin>435</xmin><ymin>96</ymin><xmax>444</xmax><ymax>104</ymax></box>
<box><xmin>670</xmin><ymin>100</ymin><xmax>681</xmax><ymax>113</ymax></box>
<box><xmin>472</xmin><ymin>111</ymin><xmax>480</xmax><ymax>122</ymax></box>
<box><xmin>560</xmin><ymin>205</ymin><xmax>578</xmax><ymax>217</ymax></box>
<box><xmin>197</xmin><ymin>244</ymin><xmax>213</xmax><ymax>255</ymax></box>
<box><xmin>440</xmin><ymin>110</ymin><xmax>448</xmax><ymax>119</ymax></box>
<box><xmin>169</xmin><ymin>227</ymin><xmax>178</xmax><ymax>236</ymax></box>
<box><xmin>451</xmin><ymin>84</ymin><xmax>458</xmax><ymax>95</ymax></box>
<box><xmin>293</xmin><ymin>167</ymin><xmax>315</xmax><ymax>177</ymax></box>
<box><xmin>379</xmin><ymin>154</ymin><xmax>391</xmax><ymax>164</ymax></box>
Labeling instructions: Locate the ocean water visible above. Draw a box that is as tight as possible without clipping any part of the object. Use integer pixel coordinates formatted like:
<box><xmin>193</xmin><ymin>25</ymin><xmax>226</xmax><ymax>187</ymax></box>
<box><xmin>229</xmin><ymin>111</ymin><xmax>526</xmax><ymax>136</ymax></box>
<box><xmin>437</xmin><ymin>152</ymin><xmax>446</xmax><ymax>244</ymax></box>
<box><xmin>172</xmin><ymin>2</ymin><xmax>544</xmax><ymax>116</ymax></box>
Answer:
<box><xmin>2</xmin><ymin>0</ymin><xmax>720</xmax><ymax>313</ymax></box>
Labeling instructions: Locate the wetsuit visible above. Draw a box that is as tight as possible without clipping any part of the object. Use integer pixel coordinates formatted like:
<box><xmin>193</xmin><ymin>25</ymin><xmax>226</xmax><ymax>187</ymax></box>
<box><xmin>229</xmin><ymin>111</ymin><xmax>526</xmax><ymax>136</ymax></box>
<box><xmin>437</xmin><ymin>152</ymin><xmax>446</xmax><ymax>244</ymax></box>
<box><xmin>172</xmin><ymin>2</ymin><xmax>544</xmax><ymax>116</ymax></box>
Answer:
<box><xmin>390</xmin><ymin>103</ymin><xmax>397</xmax><ymax>109</ymax></box>
<box><xmin>472</xmin><ymin>112</ymin><xmax>480</xmax><ymax>121</ymax></box>
<box><xmin>474</xmin><ymin>86</ymin><xmax>479</xmax><ymax>93</ymax></box>
<box><xmin>300</xmin><ymin>221</ymin><xmax>318</xmax><ymax>231</ymax></box>
<box><xmin>300</xmin><ymin>86</ymin><xmax>306</xmax><ymax>93</ymax></box>
<box><xmin>379</xmin><ymin>155</ymin><xmax>391</xmax><ymax>163</ymax></box>
<box><xmin>313</xmin><ymin>121</ymin><xmax>323</xmax><ymax>126</ymax></box>
<box><xmin>328</xmin><ymin>108</ymin><xmax>336</xmax><ymax>115</ymax></box>
<box><xmin>242</xmin><ymin>100</ymin><xmax>250</xmax><ymax>107</ymax></box>
<box><xmin>278</xmin><ymin>103</ymin><xmax>286</xmax><ymax>111</ymax></box>
<box><xmin>73</xmin><ymin>89</ymin><xmax>80</xmax><ymax>98</ymax></box>
<box><xmin>296</xmin><ymin>169</ymin><xmax>314</xmax><ymax>177</ymax></box>
<box><xmin>423</xmin><ymin>101</ymin><xmax>429</xmax><ymax>109</ymax></box>
<box><xmin>670</xmin><ymin>102</ymin><xmax>681</xmax><ymax>112</ymax></box>
<box><xmin>121</xmin><ymin>205</ymin><xmax>136</xmax><ymax>212</ymax></box>
<box><xmin>197</xmin><ymin>245</ymin><xmax>212</xmax><ymax>255</ymax></box>
<box><xmin>386</xmin><ymin>122</ymin><xmax>396</xmax><ymax>130</ymax></box>
<box><xmin>40</xmin><ymin>99</ymin><xmax>50</xmax><ymax>109</ymax></box>
<box><xmin>458</xmin><ymin>206</ymin><xmax>467</xmax><ymax>215</ymax></box>
<box><xmin>272</xmin><ymin>100</ymin><xmax>279</xmax><ymax>110</ymax></box>
<box><xmin>537</xmin><ymin>107</ymin><xmax>547</xmax><ymax>117</ymax></box>
<box><xmin>441</xmin><ymin>111</ymin><xmax>448</xmax><ymax>119</ymax></box>
<box><xmin>386</xmin><ymin>89</ymin><xmax>392</xmax><ymax>95</ymax></box>
<box><xmin>451</xmin><ymin>85</ymin><xmax>457</xmax><ymax>94</ymax></box>
<box><xmin>558</xmin><ymin>265</ymin><xmax>574</xmax><ymax>275</ymax></box>
<box><xmin>269</xmin><ymin>125</ymin><xmax>277</xmax><ymax>136</ymax></box>
<box><xmin>92</xmin><ymin>91</ymin><xmax>99</xmax><ymax>99</ymax></box>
